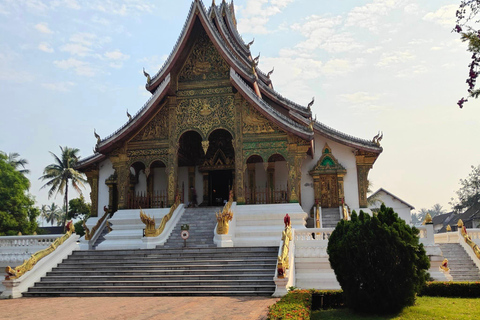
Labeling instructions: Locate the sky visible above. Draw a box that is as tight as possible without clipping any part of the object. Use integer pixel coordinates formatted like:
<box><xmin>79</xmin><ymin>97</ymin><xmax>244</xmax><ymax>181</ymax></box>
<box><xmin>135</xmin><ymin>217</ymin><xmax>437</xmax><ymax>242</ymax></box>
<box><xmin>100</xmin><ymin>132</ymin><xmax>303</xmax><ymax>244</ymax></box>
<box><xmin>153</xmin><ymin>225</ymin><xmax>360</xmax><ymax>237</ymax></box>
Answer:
<box><xmin>1</xmin><ymin>0</ymin><xmax>479</xmax><ymax>214</ymax></box>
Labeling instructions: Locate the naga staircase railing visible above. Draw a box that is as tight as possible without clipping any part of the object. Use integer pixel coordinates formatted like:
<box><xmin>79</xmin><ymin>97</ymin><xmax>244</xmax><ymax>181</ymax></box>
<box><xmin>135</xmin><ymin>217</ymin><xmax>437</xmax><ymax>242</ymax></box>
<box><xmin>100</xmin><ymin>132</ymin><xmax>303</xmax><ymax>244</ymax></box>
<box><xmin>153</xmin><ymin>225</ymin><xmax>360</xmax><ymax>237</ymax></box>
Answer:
<box><xmin>140</xmin><ymin>194</ymin><xmax>181</xmax><ymax>237</ymax></box>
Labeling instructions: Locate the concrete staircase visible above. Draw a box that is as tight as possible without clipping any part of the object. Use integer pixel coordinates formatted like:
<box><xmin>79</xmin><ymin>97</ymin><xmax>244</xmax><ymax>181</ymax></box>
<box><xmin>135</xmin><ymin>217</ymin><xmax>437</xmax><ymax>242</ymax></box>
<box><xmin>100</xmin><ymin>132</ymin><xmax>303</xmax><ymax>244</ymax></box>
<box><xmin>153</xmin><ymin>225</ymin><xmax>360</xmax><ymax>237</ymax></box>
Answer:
<box><xmin>163</xmin><ymin>207</ymin><xmax>217</xmax><ymax>248</ymax></box>
<box><xmin>22</xmin><ymin>246</ymin><xmax>277</xmax><ymax>297</ymax></box>
<box><xmin>321</xmin><ymin>208</ymin><xmax>340</xmax><ymax>228</ymax></box>
<box><xmin>438</xmin><ymin>243</ymin><xmax>480</xmax><ymax>281</ymax></box>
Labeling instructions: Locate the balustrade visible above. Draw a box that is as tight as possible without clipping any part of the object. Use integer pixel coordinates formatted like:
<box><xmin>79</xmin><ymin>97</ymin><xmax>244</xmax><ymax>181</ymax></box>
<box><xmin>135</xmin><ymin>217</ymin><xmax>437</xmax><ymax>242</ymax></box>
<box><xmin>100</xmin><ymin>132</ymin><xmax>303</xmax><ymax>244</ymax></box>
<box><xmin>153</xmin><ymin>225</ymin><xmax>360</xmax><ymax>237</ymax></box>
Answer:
<box><xmin>127</xmin><ymin>190</ymin><xmax>167</xmax><ymax>209</ymax></box>
<box><xmin>244</xmin><ymin>187</ymin><xmax>288</xmax><ymax>204</ymax></box>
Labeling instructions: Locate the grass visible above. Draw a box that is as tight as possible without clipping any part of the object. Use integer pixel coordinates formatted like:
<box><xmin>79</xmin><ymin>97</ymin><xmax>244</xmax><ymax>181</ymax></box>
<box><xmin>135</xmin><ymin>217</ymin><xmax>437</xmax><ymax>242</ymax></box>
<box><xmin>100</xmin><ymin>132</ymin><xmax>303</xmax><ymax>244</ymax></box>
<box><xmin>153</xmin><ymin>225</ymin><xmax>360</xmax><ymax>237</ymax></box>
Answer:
<box><xmin>311</xmin><ymin>296</ymin><xmax>480</xmax><ymax>320</ymax></box>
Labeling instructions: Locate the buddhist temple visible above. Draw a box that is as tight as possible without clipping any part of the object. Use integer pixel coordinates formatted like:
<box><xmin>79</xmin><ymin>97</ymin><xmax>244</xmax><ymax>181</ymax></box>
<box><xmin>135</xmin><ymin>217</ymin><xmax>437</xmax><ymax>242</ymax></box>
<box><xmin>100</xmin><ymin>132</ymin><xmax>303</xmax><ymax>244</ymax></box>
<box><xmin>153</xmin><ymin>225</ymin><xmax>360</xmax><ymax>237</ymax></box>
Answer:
<box><xmin>77</xmin><ymin>0</ymin><xmax>383</xmax><ymax>218</ymax></box>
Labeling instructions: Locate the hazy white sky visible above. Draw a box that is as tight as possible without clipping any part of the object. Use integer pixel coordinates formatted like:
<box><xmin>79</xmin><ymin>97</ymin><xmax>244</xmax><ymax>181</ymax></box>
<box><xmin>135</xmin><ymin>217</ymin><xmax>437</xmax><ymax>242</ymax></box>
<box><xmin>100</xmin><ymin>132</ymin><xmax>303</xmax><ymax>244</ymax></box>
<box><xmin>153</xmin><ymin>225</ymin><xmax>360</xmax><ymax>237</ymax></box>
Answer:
<box><xmin>1</xmin><ymin>0</ymin><xmax>479</xmax><ymax>213</ymax></box>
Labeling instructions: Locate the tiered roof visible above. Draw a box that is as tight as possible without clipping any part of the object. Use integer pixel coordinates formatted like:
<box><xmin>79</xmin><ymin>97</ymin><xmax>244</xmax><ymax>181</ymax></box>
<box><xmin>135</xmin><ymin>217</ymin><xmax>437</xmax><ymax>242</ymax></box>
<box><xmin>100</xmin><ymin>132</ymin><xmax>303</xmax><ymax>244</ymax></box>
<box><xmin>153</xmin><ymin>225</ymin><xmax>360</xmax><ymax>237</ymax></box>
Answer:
<box><xmin>80</xmin><ymin>0</ymin><xmax>381</xmax><ymax>168</ymax></box>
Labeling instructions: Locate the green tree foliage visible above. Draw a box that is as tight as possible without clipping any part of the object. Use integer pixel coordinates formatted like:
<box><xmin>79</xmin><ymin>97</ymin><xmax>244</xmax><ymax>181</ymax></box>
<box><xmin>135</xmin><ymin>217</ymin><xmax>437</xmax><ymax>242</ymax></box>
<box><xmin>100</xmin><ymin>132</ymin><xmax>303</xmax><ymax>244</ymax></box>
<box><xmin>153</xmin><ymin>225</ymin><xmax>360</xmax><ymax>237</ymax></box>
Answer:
<box><xmin>68</xmin><ymin>194</ymin><xmax>91</xmax><ymax>220</ymax></box>
<box><xmin>412</xmin><ymin>204</ymin><xmax>447</xmax><ymax>225</ymax></box>
<box><xmin>455</xmin><ymin>1</ymin><xmax>480</xmax><ymax>107</ymax></box>
<box><xmin>40</xmin><ymin>146</ymin><xmax>87</xmax><ymax>231</ymax></box>
<box><xmin>327</xmin><ymin>204</ymin><xmax>430</xmax><ymax>314</ymax></box>
<box><xmin>450</xmin><ymin>164</ymin><xmax>480</xmax><ymax>212</ymax></box>
<box><xmin>73</xmin><ymin>220</ymin><xmax>85</xmax><ymax>237</ymax></box>
<box><xmin>0</xmin><ymin>152</ymin><xmax>39</xmax><ymax>235</ymax></box>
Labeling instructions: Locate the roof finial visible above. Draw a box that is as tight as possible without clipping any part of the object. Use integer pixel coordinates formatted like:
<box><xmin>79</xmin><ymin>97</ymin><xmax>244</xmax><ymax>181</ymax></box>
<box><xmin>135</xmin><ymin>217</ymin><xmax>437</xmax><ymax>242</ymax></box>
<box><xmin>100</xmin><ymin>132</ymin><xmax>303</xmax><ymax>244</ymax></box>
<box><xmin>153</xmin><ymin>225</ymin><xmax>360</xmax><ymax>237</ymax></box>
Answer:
<box><xmin>143</xmin><ymin>67</ymin><xmax>151</xmax><ymax>85</ymax></box>
<box><xmin>307</xmin><ymin>97</ymin><xmax>314</xmax><ymax>111</ymax></box>
<box><xmin>247</xmin><ymin>38</ymin><xmax>254</xmax><ymax>50</ymax></box>
<box><xmin>212</xmin><ymin>0</ymin><xmax>215</xmax><ymax>6</ymax></box>
<box><xmin>372</xmin><ymin>131</ymin><xmax>383</xmax><ymax>146</ymax></box>
<box><xmin>267</xmin><ymin>67</ymin><xmax>274</xmax><ymax>79</ymax></box>
<box><xmin>253</xmin><ymin>52</ymin><xmax>260</xmax><ymax>64</ymax></box>
<box><xmin>94</xmin><ymin>129</ymin><xmax>101</xmax><ymax>144</ymax></box>
<box><xmin>126</xmin><ymin>109</ymin><xmax>132</xmax><ymax>121</ymax></box>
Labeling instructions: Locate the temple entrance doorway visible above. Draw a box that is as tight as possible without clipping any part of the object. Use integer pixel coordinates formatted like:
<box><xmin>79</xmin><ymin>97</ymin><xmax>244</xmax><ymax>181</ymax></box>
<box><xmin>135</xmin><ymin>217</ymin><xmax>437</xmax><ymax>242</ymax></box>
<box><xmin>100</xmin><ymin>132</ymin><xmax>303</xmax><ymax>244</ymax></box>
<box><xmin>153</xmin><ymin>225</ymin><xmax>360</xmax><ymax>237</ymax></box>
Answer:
<box><xmin>209</xmin><ymin>170</ymin><xmax>233</xmax><ymax>206</ymax></box>
<box><xmin>199</xmin><ymin>129</ymin><xmax>235</xmax><ymax>206</ymax></box>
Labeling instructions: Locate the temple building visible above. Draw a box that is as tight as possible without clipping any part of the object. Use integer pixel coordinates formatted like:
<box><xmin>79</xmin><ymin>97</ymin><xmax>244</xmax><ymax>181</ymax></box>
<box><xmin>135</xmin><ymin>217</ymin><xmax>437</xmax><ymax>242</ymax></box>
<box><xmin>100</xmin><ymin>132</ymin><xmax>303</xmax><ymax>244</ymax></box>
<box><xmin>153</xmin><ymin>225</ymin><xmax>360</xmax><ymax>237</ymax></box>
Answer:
<box><xmin>77</xmin><ymin>0</ymin><xmax>382</xmax><ymax>218</ymax></box>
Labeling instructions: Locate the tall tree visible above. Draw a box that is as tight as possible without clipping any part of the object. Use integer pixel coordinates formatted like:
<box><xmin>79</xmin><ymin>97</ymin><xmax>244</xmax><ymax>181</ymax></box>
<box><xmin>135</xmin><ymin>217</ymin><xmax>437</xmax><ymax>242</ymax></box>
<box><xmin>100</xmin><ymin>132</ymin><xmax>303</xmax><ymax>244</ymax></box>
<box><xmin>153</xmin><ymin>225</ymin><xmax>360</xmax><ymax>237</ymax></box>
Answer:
<box><xmin>39</xmin><ymin>146</ymin><xmax>87</xmax><ymax>231</ymax></box>
<box><xmin>43</xmin><ymin>203</ymin><xmax>62</xmax><ymax>226</ymax></box>
<box><xmin>0</xmin><ymin>152</ymin><xmax>39</xmax><ymax>235</ymax></box>
<box><xmin>455</xmin><ymin>0</ymin><xmax>480</xmax><ymax>107</ymax></box>
<box><xmin>68</xmin><ymin>195</ymin><xmax>91</xmax><ymax>220</ymax></box>
<box><xmin>411</xmin><ymin>204</ymin><xmax>447</xmax><ymax>225</ymax></box>
<box><xmin>0</xmin><ymin>151</ymin><xmax>30</xmax><ymax>175</ymax></box>
<box><xmin>450</xmin><ymin>164</ymin><xmax>480</xmax><ymax>212</ymax></box>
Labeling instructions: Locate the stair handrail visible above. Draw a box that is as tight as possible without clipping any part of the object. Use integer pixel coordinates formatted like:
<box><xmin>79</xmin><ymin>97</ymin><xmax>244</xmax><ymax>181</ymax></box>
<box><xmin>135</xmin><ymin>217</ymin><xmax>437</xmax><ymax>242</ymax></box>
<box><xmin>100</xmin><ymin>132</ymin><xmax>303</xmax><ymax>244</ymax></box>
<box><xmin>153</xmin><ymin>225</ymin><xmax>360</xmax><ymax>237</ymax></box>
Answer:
<box><xmin>83</xmin><ymin>205</ymin><xmax>110</xmax><ymax>242</ymax></box>
<box><xmin>273</xmin><ymin>214</ymin><xmax>295</xmax><ymax>297</ymax></box>
<box><xmin>4</xmin><ymin>221</ymin><xmax>76</xmax><ymax>280</ymax></box>
<box><xmin>216</xmin><ymin>189</ymin><xmax>234</xmax><ymax>234</ymax></box>
<box><xmin>457</xmin><ymin>219</ymin><xmax>480</xmax><ymax>264</ymax></box>
<box><xmin>140</xmin><ymin>194</ymin><xmax>181</xmax><ymax>237</ymax></box>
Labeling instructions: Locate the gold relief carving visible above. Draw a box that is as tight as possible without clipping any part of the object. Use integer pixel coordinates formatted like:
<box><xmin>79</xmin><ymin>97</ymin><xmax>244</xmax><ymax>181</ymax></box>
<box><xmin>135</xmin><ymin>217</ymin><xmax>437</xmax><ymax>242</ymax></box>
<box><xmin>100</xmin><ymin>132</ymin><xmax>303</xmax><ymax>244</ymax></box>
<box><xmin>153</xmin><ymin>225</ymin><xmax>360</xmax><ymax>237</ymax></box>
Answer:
<box><xmin>202</xmin><ymin>140</ymin><xmax>209</xmax><ymax>154</ymax></box>
<box><xmin>176</xmin><ymin>95</ymin><xmax>235</xmax><ymax>138</ymax></box>
<box><xmin>131</xmin><ymin>109</ymin><xmax>168</xmax><ymax>142</ymax></box>
<box><xmin>179</xmin><ymin>31</ymin><xmax>229</xmax><ymax>82</ymax></box>
<box><xmin>85</xmin><ymin>170</ymin><xmax>99</xmax><ymax>217</ymax></box>
<box><xmin>242</xmin><ymin>102</ymin><xmax>279</xmax><ymax>134</ymax></box>
<box><xmin>127</xmin><ymin>148</ymin><xmax>169</xmax><ymax>158</ymax></box>
<box><xmin>177</xmin><ymin>86</ymin><xmax>232</xmax><ymax>97</ymax></box>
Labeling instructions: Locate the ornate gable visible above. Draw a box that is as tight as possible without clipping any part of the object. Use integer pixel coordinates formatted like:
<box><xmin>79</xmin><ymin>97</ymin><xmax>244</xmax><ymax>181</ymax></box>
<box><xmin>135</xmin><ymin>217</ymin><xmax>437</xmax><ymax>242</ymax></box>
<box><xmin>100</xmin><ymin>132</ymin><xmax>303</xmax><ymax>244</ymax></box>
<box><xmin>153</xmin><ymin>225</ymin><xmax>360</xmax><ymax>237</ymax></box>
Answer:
<box><xmin>178</xmin><ymin>29</ymin><xmax>229</xmax><ymax>83</ymax></box>
<box><xmin>130</xmin><ymin>108</ymin><xmax>169</xmax><ymax>142</ymax></box>
<box><xmin>242</xmin><ymin>101</ymin><xmax>283</xmax><ymax>135</ymax></box>
<box><xmin>310</xmin><ymin>143</ymin><xmax>346</xmax><ymax>175</ymax></box>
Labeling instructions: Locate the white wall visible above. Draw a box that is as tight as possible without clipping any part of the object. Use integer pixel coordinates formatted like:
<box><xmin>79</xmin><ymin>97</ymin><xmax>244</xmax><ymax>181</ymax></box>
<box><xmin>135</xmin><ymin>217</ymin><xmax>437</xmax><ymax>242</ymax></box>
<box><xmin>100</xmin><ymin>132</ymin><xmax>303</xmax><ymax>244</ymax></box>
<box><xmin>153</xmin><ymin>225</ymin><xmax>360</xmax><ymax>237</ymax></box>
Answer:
<box><xmin>134</xmin><ymin>170</ymin><xmax>147</xmax><ymax>194</ymax></box>
<box><xmin>97</xmin><ymin>158</ymin><xmax>115</xmax><ymax>214</ymax></box>
<box><xmin>370</xmin><ymin>191</ymin><xmax>412</xmax><ymax>224</ymax></box>
<box><xmin>255</xmin><ymin>162</ymin><xmax>267</xmax><ymax>189</ymax></box>
<box><xmin>274</xmin><ymin>161</ymin><xmax>288</xmax><ymax>190</ymax></box>
<box><xmin>301</xmin><ymin>133</ymin><xmax>359</xmax><ymax>213</ymax></box>
<box><xmin>153</xmin><ymin>167</ymin><xmax>167</xmax><ymax>193</ymax></box>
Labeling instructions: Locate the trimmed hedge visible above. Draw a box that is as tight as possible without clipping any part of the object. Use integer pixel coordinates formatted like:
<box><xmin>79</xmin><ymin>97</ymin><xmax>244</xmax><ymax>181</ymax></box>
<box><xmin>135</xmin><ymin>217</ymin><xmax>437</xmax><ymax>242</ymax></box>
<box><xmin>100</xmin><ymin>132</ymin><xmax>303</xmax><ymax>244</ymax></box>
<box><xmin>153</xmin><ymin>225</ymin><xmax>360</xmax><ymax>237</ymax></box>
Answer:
<box><xmin>267</xmin><ymin>290</ymin><xmax>344</xmax><ymax>320</ymax></box>
<box><xmin>420</xmin><ymin>281</ymin><xmax>480</xmax><ymax>298</ymax></box>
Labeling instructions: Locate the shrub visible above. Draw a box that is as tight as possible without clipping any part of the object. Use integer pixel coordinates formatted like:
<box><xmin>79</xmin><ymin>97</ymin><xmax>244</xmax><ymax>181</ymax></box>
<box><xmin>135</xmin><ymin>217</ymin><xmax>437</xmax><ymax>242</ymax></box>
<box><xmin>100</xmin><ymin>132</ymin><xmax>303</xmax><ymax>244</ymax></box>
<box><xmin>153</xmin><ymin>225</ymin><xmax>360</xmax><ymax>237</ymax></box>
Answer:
<box><xmin>420</xmin><ymin>281</ymin><xmax>480</xmax><ymax>298</ymax></box>
<box><xmin>74</xmin><ymin>220</ymin><xmax>85</xmax><ymax>237</ymax></box>
<box><xmin>311</xmin><ymin>290</ymin><xmax>345</xmax><ymax>310</ymax></box>
<box><xmin>327</xmin><ymin>204</ymin><xmax>430</xmax><ymax>314</ymax></box>
<box><xmin>267</xmin><ymin>289</ymin><xmax>312</xmax><ymax>320</ymax></box>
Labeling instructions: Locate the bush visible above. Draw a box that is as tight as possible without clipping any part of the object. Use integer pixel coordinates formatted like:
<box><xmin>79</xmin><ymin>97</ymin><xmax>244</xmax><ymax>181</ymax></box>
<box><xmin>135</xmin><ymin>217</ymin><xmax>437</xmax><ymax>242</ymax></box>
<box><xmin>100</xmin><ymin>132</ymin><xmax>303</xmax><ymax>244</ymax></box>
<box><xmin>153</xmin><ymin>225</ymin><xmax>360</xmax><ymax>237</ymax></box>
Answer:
<box><xmin>74</xmin><ymin>220</ymin><xmax>85</xmax><ymax>237</ymax></box>
<box><xmin>267</xmin><ymin>290</ymin><xmax>312</xmax><ymax>320</ymax></box>
<box><xmin>311</xmin><ymin>290</ymin><xmax>345</xmax><ymax>310</ymax></box>
<box><xmin>420</xmin><ymin>281</ymin><xmax>480</xmax><ymax>298</ymax></box>
<box><xmin>327</xmin><ymin>204</ymin><xmax>430</xmax><ymax>314</ymax></box>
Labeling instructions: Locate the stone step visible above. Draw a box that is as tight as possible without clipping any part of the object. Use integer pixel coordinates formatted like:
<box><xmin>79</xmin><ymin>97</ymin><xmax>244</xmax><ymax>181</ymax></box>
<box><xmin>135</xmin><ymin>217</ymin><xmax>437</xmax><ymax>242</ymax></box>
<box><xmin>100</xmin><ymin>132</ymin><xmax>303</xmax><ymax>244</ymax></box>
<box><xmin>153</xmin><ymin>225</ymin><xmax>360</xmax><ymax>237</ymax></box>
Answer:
<box><xmin>23</xmin><ymin>290</ymin><xmax>274</xmax><ymax>297</ymax></box>
<box><xmin>42</xmin><ymin>274</ymin><xmax>274</xmax><ymax>281</ymax></box>
<box><xmin>46</xmin><ymin>268</ymin><xmax>274</xmax><ymax>276</ymax></box>
<box><xmin>438</xmin><ymin>243</ymin><xmax>480</xmax><ymax>281</ymax></box>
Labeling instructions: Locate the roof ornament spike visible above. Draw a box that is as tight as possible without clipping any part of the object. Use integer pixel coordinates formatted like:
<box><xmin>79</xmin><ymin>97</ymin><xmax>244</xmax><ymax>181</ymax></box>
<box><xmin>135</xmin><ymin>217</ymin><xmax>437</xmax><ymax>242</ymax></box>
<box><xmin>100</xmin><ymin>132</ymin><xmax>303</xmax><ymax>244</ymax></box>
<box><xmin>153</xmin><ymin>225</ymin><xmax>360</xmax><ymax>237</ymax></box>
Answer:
<box><xmin>94</xmin><ymin>129</ymin><xmax>101</xmax><ymax>144</ymax></box>
<box><xmin>253</xmin><ymin>52</ymin><xmax>260</xmax><ymax>64</ymax></box>
<box><xmin>372</xmin><ymin>131</ymin><xmax>380</xmax><ymax>144</ymax></box>
<box><xmin>143</xmin><ymin>67</ymin><xmax>151</xmax><ymax>85</ymax></box>
<box><xmin>267</xmin><ymin>67</ymin><xmax>274</xmax><ymax>79</ymax></box>
<box><xmin>308</xmin><ymin>119</ymin><xmax>314</xmax><ymax>132</ymax></box>
<box><xmin>247</xmin><ymin>38</ymin><xmax>254</xmax><ymax>50</ymax></box>
<box><xmin>212</xmin><ymin>0</ymin><xmax>215</xmax><ymax>6</ymax></box>
<box><xmin>307</xmin><ymin>97</ymin><xmax>314</xmax><ymax>111</ymax></box>
<box><xmin>126</xmin><ymin>109</ymin><xmax>132</xmax><ymax>121</ymax></box>
<box><xmin>377</xmin><ymin>131</ymin><xmax>383</xmax><ymax>146</ymax></box>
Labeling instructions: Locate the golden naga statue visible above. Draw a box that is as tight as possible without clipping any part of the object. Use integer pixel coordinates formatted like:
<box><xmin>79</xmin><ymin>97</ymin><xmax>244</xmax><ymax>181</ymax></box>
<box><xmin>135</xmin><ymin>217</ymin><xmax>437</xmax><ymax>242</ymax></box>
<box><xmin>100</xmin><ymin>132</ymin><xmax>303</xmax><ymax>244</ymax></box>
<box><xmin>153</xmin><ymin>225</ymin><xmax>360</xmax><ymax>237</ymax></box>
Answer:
<box><xmin>140</xmin><ymin>195</ymin><xmax>181</xmax><ymax>237</ymax></box>
<box><xmin>84</xmin><ymin>205</ymin><xmax>109</xmax><ymax>241</ymax></box>
<box><xmin>446</xmin><ymin>224</ymin><xmax>452</xmax><ymax>232</ymax></box>
<box><xmin>5</xmin><ymin>221</ymin><xmax>75</xmax><ymax>280</ymax></box>
<box><xmin>216</xmin><ymin>190</ymin><xmax>234</xmax><ymax>234</ymax></box>
<box><xmin>439</xmin><ymin>258</ymin><xmax>450</xmax><ymax>272</ymax></box>
<box><xmin>458</xmin><ymin>219</ymin><xmax>480</xmax><ymax>259</ymax></box>
<box><xmin>277</xmin><ymin>215</ymin><xmax>292</xmax><ymax>279</ymax></box>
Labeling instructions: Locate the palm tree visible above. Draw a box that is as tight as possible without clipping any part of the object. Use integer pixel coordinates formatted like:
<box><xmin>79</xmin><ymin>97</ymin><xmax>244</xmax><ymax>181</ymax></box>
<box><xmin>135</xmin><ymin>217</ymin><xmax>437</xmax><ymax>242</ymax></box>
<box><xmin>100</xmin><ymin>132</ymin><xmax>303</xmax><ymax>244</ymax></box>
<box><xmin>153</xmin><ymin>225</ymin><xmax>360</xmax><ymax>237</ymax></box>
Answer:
<box><xmin>39</xmin><ymin>146</ymin><xmax>87</xmax><ymax>231</ymax></box>
<box><xmin>0</xmin><ymin>151</ymin><xmax>30</xmax><ymax>175</ymax></box>
<box><xmin>43</xmin><ymin>203</ymin><xmax>61</xmax><ymax>226</ymax></box>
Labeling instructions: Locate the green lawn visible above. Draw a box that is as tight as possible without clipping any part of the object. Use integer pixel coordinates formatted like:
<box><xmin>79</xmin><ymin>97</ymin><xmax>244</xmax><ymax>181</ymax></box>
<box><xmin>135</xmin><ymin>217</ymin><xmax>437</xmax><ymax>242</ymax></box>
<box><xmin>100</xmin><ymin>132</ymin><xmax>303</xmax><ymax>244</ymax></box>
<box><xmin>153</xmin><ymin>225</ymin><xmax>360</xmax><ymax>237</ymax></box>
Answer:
<box><xmin>311</xmin><ymin>296</ymin><xmax>480</xmax><ymax>320</ymax></box>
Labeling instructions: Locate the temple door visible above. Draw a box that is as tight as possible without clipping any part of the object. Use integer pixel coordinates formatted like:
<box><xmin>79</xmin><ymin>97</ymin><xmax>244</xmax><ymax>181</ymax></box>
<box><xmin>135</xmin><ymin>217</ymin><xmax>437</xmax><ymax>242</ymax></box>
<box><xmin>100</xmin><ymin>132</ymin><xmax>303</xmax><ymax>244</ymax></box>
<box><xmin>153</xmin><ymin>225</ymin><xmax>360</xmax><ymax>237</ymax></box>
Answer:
<box><xmin>319</xmin><ymin>174</ymin><xmax>339</xmax><ymax>208</ymax></box>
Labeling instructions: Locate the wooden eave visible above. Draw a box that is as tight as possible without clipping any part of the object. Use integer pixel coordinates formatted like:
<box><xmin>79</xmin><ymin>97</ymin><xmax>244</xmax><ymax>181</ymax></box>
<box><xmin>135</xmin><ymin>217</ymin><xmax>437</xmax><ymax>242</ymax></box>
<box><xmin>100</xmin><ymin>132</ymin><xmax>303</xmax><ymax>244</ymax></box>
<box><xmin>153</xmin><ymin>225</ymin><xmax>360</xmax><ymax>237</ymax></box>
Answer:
<box><xmin>313</xmin><ymin>121</ymin><xmax>383</xmax><ymax>154</ymax></box>
<box><xmin>76</xmin><ymin>153</ymin><xmax>106</xmax><ymax>171</ymax></box>
<box><xmin>96</xmin><ymin>74</ymin><xmax>172</xmax><ymax>154</ymax></box>
<box><xmin>230</xmin><ymin>68</ymin><xmax>313</xmax><ymax>141</ymax></box>
<box><xmin>146</xmin><ymin>0</ymin><xmax>255</xmax><ymax>93</ymax></box>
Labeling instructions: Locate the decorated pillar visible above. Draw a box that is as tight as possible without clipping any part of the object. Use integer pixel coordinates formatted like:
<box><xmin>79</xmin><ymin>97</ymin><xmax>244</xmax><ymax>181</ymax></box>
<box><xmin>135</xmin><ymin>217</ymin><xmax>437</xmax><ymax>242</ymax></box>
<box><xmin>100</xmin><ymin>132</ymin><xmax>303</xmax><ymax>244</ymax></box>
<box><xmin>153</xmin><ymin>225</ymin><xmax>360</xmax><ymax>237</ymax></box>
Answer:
<box><xmin>105</xmin><ymin>173</ymin><xmax>118</xmax><ymax>213</ymax></box>
<box><xmin>167</xmin><ymin>96</ymin><xmax>178</xmax><ymax>206</ymax></box>
<box><xmin>233</xmin><ymin>93</ymin><xmax>245</xmax><ymax>204</ymax></box>
<box><xmin>85</xmin><ymin>169</ymin><xmax>99</xmax><ymax>217</ymax></box>
<box><xmin>355</xmin><ymin>150</ymin><xmax>378</xmax><ymax>208</ymax></box>
<box><xmin>287</xmin><ymin>135</ymin><xmax>309</xmax><ymax>204</ymax></box>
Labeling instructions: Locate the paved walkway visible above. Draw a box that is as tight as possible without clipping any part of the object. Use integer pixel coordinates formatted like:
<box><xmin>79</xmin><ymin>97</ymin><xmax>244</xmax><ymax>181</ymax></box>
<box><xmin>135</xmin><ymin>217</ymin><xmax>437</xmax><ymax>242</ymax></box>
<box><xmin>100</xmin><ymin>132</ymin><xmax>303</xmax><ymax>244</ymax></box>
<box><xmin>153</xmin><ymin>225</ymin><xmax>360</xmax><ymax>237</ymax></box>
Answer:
<box><xmin>0</xmin><ymin>296</ymin><xmax>278</xmax><ymax>320</ymax></box>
